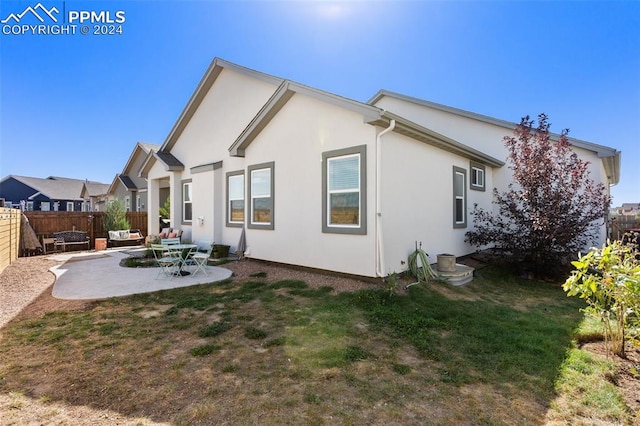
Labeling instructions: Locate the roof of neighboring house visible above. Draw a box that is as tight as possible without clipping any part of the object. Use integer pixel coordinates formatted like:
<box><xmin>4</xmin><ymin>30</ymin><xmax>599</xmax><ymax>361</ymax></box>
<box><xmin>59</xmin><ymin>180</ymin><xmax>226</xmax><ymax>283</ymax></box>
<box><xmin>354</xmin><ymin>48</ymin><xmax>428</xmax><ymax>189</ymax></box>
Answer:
<box><xmin>1</xmin><ymin>175</ymin><xmax>107</xmax><ymax>201</ymax></box>
<box><xmin>82</xmin><ymin>182</ymin><xmax>110</xmax><ymax>197</ymax></box>
<box><xmin>369</xmin><ymin>90</ymin><xmax>621</xmax><ymax>183</ymax></box>
<box><xmin>108</xmin><ymin>142</ymin><xmax>160</xmax><ymax>194</ymax></box>
<box><xmin>621</xmin><ymin>203</ymin><xmax>640</xmax><ymax>211</ymax></box>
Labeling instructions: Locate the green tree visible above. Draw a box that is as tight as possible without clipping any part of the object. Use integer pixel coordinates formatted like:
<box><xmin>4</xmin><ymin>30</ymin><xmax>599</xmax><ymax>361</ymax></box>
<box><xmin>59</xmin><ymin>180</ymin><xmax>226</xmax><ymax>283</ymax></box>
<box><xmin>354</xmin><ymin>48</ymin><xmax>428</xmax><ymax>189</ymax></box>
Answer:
<box><xmin>159</xmin><ymin>197</ymin><xmax>170</xmax><ymax>221</ymax></box>
<box><xmin>103</xmin><ymin>200</ymin><xmax>130</xmax><ymax>231</ymax></box>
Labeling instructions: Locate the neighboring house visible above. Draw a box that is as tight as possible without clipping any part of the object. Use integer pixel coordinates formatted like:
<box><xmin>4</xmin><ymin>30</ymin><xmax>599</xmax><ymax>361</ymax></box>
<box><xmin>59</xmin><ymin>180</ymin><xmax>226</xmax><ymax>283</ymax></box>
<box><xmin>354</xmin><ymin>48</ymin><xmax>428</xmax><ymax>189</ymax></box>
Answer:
<box><xmin>619</xmin><ymin>203</ymin><xmax>640</xmax><ymax>216</ymax></box>
<box><xmin>139</xmin><ymin>58</ymin><xmax>621</xmax><ymax>278</ymax></box>
<box><xmin>0</xmin><ymin>175</ymin><xmax>109</xmax><ymax>212</ymax></box>
<box><xmin>80</xmin><ymin>181</ymin><xmax>111</xmax><ymax>212</ymax></box>
<box><xmin>108</xmin><ymin>142</ymin><xmax>162</xmax><ymax>212</ymax></box>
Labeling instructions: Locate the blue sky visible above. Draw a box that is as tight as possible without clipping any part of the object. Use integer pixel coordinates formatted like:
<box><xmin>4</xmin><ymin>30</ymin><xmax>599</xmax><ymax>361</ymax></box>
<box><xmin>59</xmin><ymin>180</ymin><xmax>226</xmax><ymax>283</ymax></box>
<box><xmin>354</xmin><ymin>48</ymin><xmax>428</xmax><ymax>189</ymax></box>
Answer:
<box><xmin>1</xmin><ymin>0</ymin><xmax>638</xmax><ymax>205</ymax></box>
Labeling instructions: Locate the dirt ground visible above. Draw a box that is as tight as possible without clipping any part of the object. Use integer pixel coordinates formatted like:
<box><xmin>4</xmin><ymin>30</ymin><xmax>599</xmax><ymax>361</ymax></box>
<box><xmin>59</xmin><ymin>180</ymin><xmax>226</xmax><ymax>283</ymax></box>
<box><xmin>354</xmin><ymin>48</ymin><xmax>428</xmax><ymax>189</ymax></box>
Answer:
<box><xmin>0</xmin><ymin>255</ymin><xmax>638</xmax><ymax>425</ymax></box>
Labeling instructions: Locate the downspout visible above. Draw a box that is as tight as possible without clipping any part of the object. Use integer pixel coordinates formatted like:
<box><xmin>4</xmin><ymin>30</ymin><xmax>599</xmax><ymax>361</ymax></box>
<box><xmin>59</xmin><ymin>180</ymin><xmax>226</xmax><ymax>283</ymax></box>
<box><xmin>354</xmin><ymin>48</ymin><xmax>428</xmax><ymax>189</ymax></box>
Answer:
<box><xmin>375</xmin><ymin>119</ymin><xmax>396</xmax><ymax>277</ymax></box>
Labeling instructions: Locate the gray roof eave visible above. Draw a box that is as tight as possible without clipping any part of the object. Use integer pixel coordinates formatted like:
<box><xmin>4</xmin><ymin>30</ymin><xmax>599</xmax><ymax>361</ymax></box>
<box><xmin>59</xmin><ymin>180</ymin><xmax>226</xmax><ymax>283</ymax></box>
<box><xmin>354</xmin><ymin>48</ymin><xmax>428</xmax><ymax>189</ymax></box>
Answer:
<box><xmin>159</xmin><ymin>58</ymin><xmax>284</xmax><ymax>154</ymax></box>
<box><xmin>369</xmin><ymin>89</ymin><xmax>619</xmax><ymax>158</ymax></box>
<box><xmin>229</xmin><ymin>80</ymin><xmax>384</xmax><ymax>157</ymax></box>
<box><xmin>369</xmin><ymin>112</ymin><xmax>505</xmax><ymax>168</ymax></box>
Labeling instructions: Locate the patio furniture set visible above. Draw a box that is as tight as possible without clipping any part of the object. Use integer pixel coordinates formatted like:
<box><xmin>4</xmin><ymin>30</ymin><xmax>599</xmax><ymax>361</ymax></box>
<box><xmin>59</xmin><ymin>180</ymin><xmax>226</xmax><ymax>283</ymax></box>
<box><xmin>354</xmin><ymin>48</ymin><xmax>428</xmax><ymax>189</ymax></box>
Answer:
<box><xmin>150</xmin><ymin>239</ymin><xmax>213</xmax><ymax>280</ymax></box>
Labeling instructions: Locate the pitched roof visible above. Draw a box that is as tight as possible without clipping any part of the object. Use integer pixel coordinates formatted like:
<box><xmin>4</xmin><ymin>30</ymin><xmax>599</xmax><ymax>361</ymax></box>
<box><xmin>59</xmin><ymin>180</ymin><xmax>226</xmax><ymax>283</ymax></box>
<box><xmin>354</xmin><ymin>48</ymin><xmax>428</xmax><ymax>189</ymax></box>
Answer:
<box><xmin>160</xmin><ymin>58</ymin><xmax>283</xmax><ymax>153</ymax></box>
<box><xmin>369</xmin><ymin>90</ymin><xmax>621</xmax><ymax>183</ymax></box>
<box><xmin>229</xmin><ymin>81</ymin><xmax>504</xmax><ymax>167</ymax></box>
<box><xmin>82</xmin><ymin>182</ymin><xmax>110</xmax><ymax>197</ymax></box>
<box><xmin>141</xmin><ymin>58</ymin><xmax>284</xmax><ymax>176</ymax></box>
<box><xmin>229</xmin><ymin>80</ymin><xmax>384</xmax><ymax>157</ymax></box>
<box><xmin>3</xmin><ymin>175</ymin><xmax>107</xmax><ymax>200</ymax></box>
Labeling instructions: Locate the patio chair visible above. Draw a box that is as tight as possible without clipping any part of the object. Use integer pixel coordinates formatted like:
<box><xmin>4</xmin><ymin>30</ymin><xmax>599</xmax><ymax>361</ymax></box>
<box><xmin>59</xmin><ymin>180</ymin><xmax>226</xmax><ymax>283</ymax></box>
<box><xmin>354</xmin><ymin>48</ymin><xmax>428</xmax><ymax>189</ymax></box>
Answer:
<box><xmin>190</xmin><ymin>240</ymin><xmax>213</xmax><ymax>276</ymax></box>
<box><xmin>151</xmin><ymin>244</ymin><xmax>181</xmax><ymax>280</ymax></box>
<box><xmin>161</xmin><ymin>237</ymin><xmax>181</xmax><ymax>245</ymax></box>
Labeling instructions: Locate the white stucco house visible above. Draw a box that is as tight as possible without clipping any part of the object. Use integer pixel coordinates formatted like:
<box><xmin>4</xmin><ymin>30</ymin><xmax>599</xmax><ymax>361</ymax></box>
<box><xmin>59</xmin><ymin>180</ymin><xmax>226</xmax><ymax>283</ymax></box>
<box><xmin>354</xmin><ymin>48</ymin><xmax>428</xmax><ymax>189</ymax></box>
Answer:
<box><xmin>139</xmin><ymin>58</ymin><xmax>620</xmax><ymax>278</ymax></box>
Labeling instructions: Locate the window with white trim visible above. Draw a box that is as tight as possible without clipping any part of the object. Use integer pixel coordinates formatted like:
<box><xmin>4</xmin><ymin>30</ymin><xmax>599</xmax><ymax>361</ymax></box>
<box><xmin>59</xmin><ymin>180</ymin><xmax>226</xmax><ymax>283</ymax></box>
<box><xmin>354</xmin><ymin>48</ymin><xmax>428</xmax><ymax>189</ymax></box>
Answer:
<box><xmin>182</xmin><ymin>181</ymin><xmax>192</xmax><ymax>223</ymax></box>
<box><xmin>136</xmin><ymin>195</ymin><xmax>141</xmax><ymax>212</ymax></box>
<box><xmin>453</xmin><ymin>166</ymin><xmax>467</xmax><ymax>228</ymax></box>
<box><xmin>26</xmin><ymin>201</ymin><xmax>34</xmax><ymax>211</ymax></box>
<box><xmin>124</xmin><ymin>196</ymin><xmax>130</xmax><ymax>212</ymax></box>
<box><xmin>226</xmin><ymin>171</ymin><xmax>245</xmax><ymax>227</ymax></box>
<box><xmin>470</xmin><ymin>161</ymin><xmax>486</xmax><ymax>191</ymax></box>
<box><xmin>66</xmin><ymin>202</ymin><xmax>74</xmax><ymax>211</ymax></box>
<box><xmin>322</xmin><ymin>145</ymin><xmax>367</xmax><ymax>235</ymax></box>
<box><xmin>41</xmin><ymin>202</ymin><xmax>50</xmax><ymax>211</ymax></box>
<box><xmin>248</xmin><ymin>162</ymin><xmax>274</xmax><ymax>230</ymax></box>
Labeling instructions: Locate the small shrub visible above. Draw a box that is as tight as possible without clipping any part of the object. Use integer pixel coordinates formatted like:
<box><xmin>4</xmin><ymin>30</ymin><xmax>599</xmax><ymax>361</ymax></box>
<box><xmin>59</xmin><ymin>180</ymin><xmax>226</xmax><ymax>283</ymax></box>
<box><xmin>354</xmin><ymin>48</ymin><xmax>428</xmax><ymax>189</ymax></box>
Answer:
<box><xmin>198</xmin><ymin>322</ymin><xmax>231</xmax><ymax>338</ymax></box>
<box><xmin>385</xmin><ymin>272</ymin><xmax>399</xmax><ymax>296</ymax></box>
<box><xmin>164</xmin><ymin>306</ymin><xmax>179</xmax><ymax>316</ymax></box>
<box><xmin>392</xmin><ymin>363</ymin><xmax>412</xmax><ymax>375</ymax></box>
<box><xmin>222</xmin><ymin>364</ymin><xmax>239</xmax><ymax>373</ymax></box>
<box><xmin>564</xmin><ymin>238</ymin><xmax>640</xmax><ymax>357</ymax></box>
<box><xmin>190</xmin><ymin>344</ymin><xmax>220</xmax><ymax>357</ymax></box>
<box><xmin>304</xmin><ymin>391</ymin><xmax>322</xmax><ymax>404</ymax></box>
<box><xmin>244</xmin><ymin>326</ymin><xmax>267</xmax><ymax>340</ymax></box>
<box><xmin>264</xmin><ymin>336</ymin><xmax>287</xmax><ymax>347</ymax></box>
<box><xmin>343</xmin><ymin>345</ymin><xmax>371</xmax><ymax>363</ymax></box>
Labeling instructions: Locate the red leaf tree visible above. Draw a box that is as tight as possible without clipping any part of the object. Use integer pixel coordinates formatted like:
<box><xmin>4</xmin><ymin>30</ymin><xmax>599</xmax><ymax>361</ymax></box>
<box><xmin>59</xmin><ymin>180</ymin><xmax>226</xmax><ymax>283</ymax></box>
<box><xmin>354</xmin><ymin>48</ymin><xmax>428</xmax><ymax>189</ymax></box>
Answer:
<box><xmin>466</xmin><ymin>114</ymin><xmax>611</xmax><ymax>276</ymax></box>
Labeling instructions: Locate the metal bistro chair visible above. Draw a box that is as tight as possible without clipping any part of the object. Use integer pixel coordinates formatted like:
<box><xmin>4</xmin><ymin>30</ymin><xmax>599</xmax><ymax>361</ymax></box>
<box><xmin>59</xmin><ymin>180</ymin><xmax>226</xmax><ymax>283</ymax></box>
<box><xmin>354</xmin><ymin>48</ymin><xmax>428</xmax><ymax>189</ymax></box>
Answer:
<box><xmin>151</xmin><ymin>244</ymin><xmax>181</xmax><ymax>280</ymax></box>
<box><xmin>189</xmin><ymin>240</ymin><xmax>213</xmax><ymax>276</ymax></box>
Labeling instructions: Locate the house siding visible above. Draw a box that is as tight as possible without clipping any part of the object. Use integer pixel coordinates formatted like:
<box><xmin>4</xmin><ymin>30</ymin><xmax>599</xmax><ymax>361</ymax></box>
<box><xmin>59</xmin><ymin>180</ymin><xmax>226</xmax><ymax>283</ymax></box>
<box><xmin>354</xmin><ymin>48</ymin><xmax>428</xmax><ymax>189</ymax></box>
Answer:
<box><xmin>379</xmin><ymin>131</ymin><xmax>496</xmax><ymax>275</ymax></box>
<box><xmin>147</xmin><ymin>67</ymin><xmax>281</xmax><ymax>243</ymax></box>
<box><xmin>374</xmin><ymin>95</ymin><xmax>611</xmax><ymax>248</ymax></box>
<box><xmin>238</xmin><ymin>93</ymin><xmax>378</xmax><ymax>277</ymax></box>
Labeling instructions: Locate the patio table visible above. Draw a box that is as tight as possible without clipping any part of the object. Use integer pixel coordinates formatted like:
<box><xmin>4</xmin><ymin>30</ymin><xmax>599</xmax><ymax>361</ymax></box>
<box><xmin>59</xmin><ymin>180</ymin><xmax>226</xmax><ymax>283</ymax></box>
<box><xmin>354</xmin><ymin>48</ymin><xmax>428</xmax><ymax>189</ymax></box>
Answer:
<box><xmin>160</xmin><ymin>243</ymin><xmax>197</xmax><ymax>275</ymax></box>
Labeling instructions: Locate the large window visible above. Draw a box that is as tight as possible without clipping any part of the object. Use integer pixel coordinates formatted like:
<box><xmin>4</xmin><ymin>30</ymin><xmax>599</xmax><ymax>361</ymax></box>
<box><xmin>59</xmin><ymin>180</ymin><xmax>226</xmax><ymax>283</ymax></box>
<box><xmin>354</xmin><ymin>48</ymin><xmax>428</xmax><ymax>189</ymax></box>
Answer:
<box><xmin>248</xmin><ymin>162</ymin><xmax>274</xmax><ymax>230</ymax></box>
<box><xmin>470</xmin><ymin>161</ymin><xmax>486</xmax><ymax>191</ymax></box>
<box><xmin>41</xmin><ymin>202</ymin><xmax>50</xmax><ymax>211</ymax></box>
<box><xmin>226</xmin><ymin>171</ymin><xmax>245</xmax><ymax>227</ymax></box>
<box><xmin>322</xmin><ymin>145</ymin><xmax>367</xmax><ymax>235</ymax></box>
<box><xmin>182</xmin><ymin>180</ymin><xmax>192</xmax><ymax>223</ymax></box>
<box><xmin>66</xmin><ymin>202</ymin><xmax>74</xmax><ymax>211</ymax></box>
<box><xmin>453</xmin><ymin>166</ymin><xmax>467</xmax><ymax>228</ymax></box>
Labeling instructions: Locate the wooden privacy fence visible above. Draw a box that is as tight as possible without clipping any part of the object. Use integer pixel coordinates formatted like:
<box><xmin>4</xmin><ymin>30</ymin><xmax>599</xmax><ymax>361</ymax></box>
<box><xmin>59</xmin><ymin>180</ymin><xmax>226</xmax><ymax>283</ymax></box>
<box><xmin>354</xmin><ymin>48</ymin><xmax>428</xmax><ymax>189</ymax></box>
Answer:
<box><xmin>0</xmin><ymin>208</ymin><xmax>21</xmax><ymax>274</ymax></box>
<box><xmin>610</xmin><ymin>216</ymin><xmax>640</xmax><ymax>241</ymax></box>
<box><xmin>24</xmin><ymin>211</ymin><xmax>147</xmax><ymax>251</ymax></box>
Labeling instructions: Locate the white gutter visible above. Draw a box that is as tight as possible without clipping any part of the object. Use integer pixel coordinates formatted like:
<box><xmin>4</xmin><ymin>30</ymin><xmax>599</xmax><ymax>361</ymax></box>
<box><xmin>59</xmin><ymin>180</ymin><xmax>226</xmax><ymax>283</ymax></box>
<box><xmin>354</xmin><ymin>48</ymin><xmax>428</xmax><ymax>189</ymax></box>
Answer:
<box><xmin>375</xmin><ymin>119</ymin><xmax>396</xmax><ymax>277</ymax></box>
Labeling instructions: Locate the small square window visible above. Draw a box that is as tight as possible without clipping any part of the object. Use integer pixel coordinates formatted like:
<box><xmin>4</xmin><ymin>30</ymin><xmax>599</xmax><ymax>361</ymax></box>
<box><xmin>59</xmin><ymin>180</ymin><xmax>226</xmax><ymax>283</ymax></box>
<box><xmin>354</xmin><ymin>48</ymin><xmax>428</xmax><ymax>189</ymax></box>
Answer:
<box><xmin>470</xmin><ymin>161</ymin><xmax>486</xmax><ymax>191</ymax></box>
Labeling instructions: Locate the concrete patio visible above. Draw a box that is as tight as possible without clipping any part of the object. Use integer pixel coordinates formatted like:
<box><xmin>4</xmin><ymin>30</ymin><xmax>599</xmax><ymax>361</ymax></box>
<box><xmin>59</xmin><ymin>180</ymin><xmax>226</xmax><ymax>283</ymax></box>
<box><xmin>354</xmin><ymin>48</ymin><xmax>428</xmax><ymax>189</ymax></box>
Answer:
<box><xmin>49</xmin><ymin>249</ymin><xmax>233</xmax><ymax>300</ymax></box>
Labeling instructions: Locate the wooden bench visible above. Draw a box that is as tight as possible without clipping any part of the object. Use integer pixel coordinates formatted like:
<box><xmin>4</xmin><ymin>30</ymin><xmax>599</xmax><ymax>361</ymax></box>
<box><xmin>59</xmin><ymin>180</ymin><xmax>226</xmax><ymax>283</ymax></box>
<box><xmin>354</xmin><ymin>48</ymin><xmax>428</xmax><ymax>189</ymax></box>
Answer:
<box><xmin>53</xmin><ymin>231</ymin><xmax>90</xmax><ymax>252</ymax></box>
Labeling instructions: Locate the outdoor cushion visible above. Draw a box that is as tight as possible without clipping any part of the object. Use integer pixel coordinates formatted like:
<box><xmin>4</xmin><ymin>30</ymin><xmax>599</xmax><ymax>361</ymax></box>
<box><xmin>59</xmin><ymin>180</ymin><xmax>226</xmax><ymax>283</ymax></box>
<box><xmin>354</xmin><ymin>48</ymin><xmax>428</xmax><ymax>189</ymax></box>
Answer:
<box><xmin>129</xmin><ymin>232</ymin><xmax>141</xmax><ymax>239</ymax></box>
<box><xmin>159</xmin><ymin>232</ymin><xmax>167</xmax><ymax>238</ymax></box>
<box><xmin>168</xmin><ymin>232</ymin><xmax>178</xmax><ymax>238</ymax></box>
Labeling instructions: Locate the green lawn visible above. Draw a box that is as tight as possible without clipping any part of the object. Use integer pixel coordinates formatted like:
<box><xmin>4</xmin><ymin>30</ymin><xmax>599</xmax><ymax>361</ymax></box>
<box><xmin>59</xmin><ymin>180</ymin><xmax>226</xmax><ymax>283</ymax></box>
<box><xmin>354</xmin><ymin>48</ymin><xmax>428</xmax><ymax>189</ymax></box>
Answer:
<box><xmin>0</xmin><ymin>266</ymin><xmax>635</xmax><ymax>425</ymax></box>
